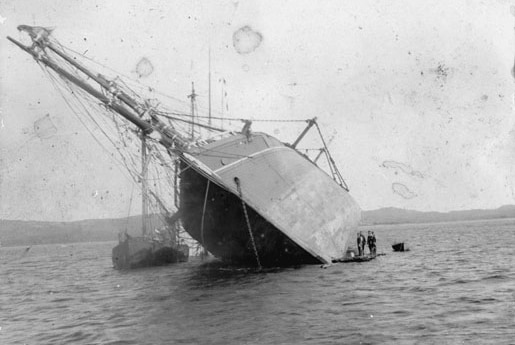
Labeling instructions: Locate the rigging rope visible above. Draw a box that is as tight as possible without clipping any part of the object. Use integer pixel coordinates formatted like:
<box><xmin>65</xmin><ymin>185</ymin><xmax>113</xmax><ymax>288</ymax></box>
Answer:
<box><xmin>56</xmin><ymin>41</ymin><xmax>245</xmax><ymax>135</ymax></box>
<box><xmin>59</xmin><ymin>43</ymin><xmax>191</xmax><ymax>107</ymax></box>
<box><xmin>234</xmin><ymin>177</ymin><xmax>262</xmax><ymax>270</ymax></box>
<box><xmin>44</xmin><ymin>68</ymin><xmax>138</xmax><ymax>183</ymax></box>
<box><xmin>200</xmin><ymin>180</ymin><xmax>210</xmax><ymax>256</ymax></box>
<box><xmin>122</xmin><ymin>183</ymin><xmax>135</xmax><ymax>241</ymax></box>
<box><xmin>165</xmin><ymin>111</ymin><xmax>309</xmax><ymax>123</ymax></box>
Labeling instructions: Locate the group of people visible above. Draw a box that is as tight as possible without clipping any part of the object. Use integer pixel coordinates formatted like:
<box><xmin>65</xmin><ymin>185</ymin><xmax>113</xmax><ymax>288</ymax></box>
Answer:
<box><xmin>356</xmin><ymin>231</ymin><xmax>376</xmax><ymax>257</ymax></box>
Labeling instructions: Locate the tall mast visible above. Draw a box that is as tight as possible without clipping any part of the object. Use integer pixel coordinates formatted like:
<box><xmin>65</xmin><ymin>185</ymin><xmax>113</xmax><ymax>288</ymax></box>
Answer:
<box><xmin>188</xmin><ymin>82</ymin><xmax>197</xmax><ymax>140</ymax></box>
<box><xmin>208</xmin><ymin>47</ymin><xmax>212</xmax><ymax>126</ymax></box>
<box><xmin>220</xmin><ymin>78</ymin><xmax>225</xmax><ymax>130</ymax></box>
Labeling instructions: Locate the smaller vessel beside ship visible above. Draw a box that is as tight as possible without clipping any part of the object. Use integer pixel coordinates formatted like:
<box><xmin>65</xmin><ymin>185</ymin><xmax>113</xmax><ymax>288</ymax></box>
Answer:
<box><xmin>111</xmin><ymin>126</ymin><xmax>189</xmax><ymax>269</ymax></box>
<box><xmin>112</xmin><ymin>232</ymin><xmax>189</xmax><ymax>270</ymax></box>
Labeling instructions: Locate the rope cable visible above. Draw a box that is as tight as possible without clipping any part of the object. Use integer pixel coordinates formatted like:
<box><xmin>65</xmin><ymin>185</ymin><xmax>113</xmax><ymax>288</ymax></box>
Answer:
<box><xmin>200</xmin><ymin>180</ymin><xmax>210</xmax><ymax>255</ymax></box>
<box><xmin>124</xmin><ymin>183</ymin><xmax>135</xmax><ymax>238</ymax></box>
<box><xmin>234</xmin><ymin>177</ymin><xmax>262</xmax><ymax>270</ymax></box>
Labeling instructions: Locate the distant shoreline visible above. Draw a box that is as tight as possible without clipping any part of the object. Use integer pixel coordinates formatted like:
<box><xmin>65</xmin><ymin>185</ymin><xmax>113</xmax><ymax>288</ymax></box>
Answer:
<box><xmin>2</xmin><ymin>205</ymin><xmax>514</xmax><ymax>247</ymax></box>
<box><xmin>359</xmin><ymin>216</ymin><xmax>515</xmax><ymax>228</ymax></box>
<box><xmin>360</xmin><ymin>205</ymin><xmax>515</xmax><ymax>226</ymax></box>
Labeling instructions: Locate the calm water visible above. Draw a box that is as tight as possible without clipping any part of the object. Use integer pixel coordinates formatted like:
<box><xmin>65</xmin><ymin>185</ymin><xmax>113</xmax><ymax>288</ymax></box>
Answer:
<box><xmin>1</xmin><ymin>219</ymin><xmax>514</xmax><ymax>344</ymax></box>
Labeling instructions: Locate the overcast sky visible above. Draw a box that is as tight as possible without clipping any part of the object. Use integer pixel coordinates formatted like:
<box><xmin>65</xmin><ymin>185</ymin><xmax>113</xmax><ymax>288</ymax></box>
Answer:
<box><xmin>1</xmin><ymin>0</ymin><xmax>514</xmax><ymax>221</ymax></box>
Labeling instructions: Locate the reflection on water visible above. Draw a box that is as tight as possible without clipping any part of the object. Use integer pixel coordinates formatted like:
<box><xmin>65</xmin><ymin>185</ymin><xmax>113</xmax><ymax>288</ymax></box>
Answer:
<box><xmin>1</xmin><ymin>219</ymin><xmax>514</xmax><ymax>344</ymax></box>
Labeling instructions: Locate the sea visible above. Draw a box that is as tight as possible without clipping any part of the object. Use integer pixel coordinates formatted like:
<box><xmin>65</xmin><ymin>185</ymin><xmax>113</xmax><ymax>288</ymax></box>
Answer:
<box><xmin>1</xmin><ymin>219</ymin><xmax>514</xmax><ymax>345</ymax></box>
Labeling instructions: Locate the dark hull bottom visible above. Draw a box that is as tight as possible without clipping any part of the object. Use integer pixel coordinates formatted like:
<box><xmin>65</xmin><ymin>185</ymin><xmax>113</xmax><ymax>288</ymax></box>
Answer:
<box><xmin>112</xmin><ymin>236</ymin><xmax>189</xmax><ymax>270</ymax></box>
<box><xmin>179</xmin><ymin>168</ymin><xmax>320</xmax><ymax>267</ymax></box>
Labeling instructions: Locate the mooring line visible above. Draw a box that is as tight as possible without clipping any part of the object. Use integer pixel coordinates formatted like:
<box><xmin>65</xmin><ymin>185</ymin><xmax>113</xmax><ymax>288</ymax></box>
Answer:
<box><xmin>234</xmin><ymin>177</ymin><xmax>262</xmax><ymax>270</ymax></box>
<box><xmin>200</xmin><ymin>180</ymin><xmax>211</xmax><ymax>256</ymax></box>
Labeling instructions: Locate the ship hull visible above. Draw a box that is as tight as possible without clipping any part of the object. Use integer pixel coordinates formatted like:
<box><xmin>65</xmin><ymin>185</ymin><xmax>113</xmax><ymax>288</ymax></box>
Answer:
<box><xmin>180</xmin><ymin>169</ymin><xmax>321</xmax><ymax>266</ymax></box>
<box><xmin>178</xmin><ymin>132</ymin><xmax>361</xmax><ymax>266</ymax></box>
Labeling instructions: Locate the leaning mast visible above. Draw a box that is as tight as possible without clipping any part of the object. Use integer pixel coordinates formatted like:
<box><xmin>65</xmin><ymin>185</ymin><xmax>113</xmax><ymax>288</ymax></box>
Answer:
<box><xmin>7</xmin><ymin>35</ymin><xmax>191</xmax><ymax>150</ymax></box>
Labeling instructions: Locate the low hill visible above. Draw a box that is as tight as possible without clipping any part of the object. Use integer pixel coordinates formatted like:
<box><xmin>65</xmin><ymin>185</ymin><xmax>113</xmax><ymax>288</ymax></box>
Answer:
<box><xmin>361</xmin><ymin>205</ymin><xmax>515</xmax><ymax>225</ymax></box>
<box><xmin>0</xmin><ymin>215</ymin><xmax>164</xmax><ymax>246</ymax></box>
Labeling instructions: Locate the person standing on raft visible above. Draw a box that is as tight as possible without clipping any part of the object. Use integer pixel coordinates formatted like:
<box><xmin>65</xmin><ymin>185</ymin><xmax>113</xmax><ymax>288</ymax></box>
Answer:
<box><xmin>357</xmin><ymin>231</ymin><xmax>366</xmax><ymax>256</ymax></box>
<box><xmin>367</xmin><ymin>231</ymin><xmax>377</xmax><ymax>256</ymax></box>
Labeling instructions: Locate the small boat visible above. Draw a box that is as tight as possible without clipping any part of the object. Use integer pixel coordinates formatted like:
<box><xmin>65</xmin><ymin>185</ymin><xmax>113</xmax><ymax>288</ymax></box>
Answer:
<box><xmin>112</xmin><ymin>234</ymin><xmax>188</xmax><ymax>270</ymax></box>
<box><xmin>392</xmin><ymin>242</ymin><xmax>409</xmax><ymax>252</ymax></box>
<box><xmin>111</xmin><ymin>137</ymin><xmax>190</xmax><ymax>270</ymax></box>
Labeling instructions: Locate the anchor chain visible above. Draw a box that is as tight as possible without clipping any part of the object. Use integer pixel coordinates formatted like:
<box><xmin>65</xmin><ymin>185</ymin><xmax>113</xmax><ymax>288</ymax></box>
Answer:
<box><xmin>200</xmin><ymin>180</ymin><xmax>211</xmax><ymax>259</ymax></box>
<box><xmin>234</xmin><ymin>177</ymin><xmax>262</xmax><ymax>270</ymax></box>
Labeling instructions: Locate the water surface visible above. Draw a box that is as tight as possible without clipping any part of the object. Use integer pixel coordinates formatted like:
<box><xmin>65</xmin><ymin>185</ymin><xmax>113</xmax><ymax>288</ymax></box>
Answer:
<box><xmin>1</xmin><ymin>219</ymin><xmax>514</xmax><ymax>344</ymax></box>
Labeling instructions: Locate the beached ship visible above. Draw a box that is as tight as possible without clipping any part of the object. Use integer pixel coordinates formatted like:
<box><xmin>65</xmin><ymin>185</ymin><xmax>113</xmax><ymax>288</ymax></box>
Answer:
<box><xmin>9</xmin><ymin>25</ymin><xmax>361</xmax><ymax>267</ymax></box>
